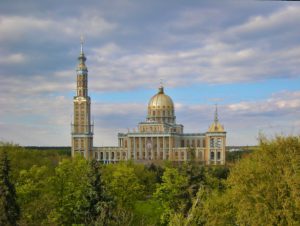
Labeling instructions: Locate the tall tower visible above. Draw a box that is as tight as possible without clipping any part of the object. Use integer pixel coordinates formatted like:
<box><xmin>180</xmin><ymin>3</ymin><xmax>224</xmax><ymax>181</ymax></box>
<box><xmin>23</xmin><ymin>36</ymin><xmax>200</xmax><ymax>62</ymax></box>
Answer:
<box><xmin>71</xmin><ymin>38</ymin><xmax>94</xmax><ymax>159</ymax></box>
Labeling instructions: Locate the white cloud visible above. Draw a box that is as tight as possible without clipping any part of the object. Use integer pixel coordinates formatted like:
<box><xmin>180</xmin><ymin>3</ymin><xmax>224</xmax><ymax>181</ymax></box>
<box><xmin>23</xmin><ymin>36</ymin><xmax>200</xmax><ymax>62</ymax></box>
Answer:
<box><xmin>227</xmin><ymin>6</ymin><xmax>300</xmax><ymax>37</ymax></box>
<box><xmin>0</xmin><ymin>14</ymin><xmax>117</xmax><ymax>42</ymax></box>
<box><xmin>0</xmin><ymin>53</ymin><xmax>27</xmax><ymax>64</ymax></box>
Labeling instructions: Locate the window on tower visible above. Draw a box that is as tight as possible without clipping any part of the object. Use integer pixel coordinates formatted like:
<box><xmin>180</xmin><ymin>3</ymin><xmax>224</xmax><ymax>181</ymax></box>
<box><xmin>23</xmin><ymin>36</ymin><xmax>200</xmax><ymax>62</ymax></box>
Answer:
<box><xmin>210</xmin><ymin>151</ymin><xmax>214</xmax><ymax>160</ymax></box>
<box><xmin>217</xmin><ymin>152</ymin><xmax>221</xmax><ymax>160</ymax></box>
<box><xmin>210</xmin><ymin>138</ymin><xmax>215</xmax><ymax>148</ymax></box>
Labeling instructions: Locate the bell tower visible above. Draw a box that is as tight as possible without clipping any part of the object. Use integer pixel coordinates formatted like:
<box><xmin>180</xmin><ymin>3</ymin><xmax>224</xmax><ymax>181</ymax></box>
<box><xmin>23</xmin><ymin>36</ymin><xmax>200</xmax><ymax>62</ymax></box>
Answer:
<box><xmin>71</xmin><ymin>37</ymin><xmax>94</xmax><ymax>159</ymax></box>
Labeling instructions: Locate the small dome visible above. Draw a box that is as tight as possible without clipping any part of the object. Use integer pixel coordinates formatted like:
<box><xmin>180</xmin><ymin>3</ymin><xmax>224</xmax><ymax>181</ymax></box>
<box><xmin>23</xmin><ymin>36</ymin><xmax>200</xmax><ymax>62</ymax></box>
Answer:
<box><xmin>147</xmin><ymin>86</ymin><xmax>176</xmax><ymax>124</ymax></box>
<box><xmin>208</xmin><ymin>122</ymin><xmax>224</xmax><ymax>132</ymax></box>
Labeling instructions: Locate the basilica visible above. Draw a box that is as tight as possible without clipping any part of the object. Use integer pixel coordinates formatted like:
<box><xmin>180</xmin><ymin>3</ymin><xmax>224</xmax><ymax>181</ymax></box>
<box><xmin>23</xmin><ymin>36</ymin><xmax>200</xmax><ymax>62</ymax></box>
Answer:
<box><xmin>71</xmin><ymin>42</ymin><xmax>226</xmax><ymax>165</ymax></box>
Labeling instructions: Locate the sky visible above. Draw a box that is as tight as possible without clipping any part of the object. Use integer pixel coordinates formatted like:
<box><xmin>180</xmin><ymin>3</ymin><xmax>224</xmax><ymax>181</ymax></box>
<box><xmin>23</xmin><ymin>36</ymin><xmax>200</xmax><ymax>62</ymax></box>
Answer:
<box><xmin>1</xmin><ymin>0</ymin><xmax>300</xmax><ymax>146</ymax></box>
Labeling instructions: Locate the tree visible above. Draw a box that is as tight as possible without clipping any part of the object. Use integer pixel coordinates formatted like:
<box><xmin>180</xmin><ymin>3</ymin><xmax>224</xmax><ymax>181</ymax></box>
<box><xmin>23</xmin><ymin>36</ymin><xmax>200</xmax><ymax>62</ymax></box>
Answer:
<box><xmin>185</xmin><ymin>136</ymin><xmax>300</xmax><ymax>226</ymax></box>
<box><xmin>47</xmin><ymin>156</ymin><xmax>95</xmax><ymax>225</ymax></box>
<box><xmin>185</xmin><ymin>186</ymin><xmax>235</xmax><ymax>226</ymax></box>
<box><xmin>16</xmin><ymin>165</ymin><xmax>53</xmax><ymax>225</ymax></box>
<box><xmin>102</xmin><ymin>162</ymin><xmax>144</xmax><ymax>209</ymax></box>
<box><xmin>100</xmin><ymin>162</ymin><xmax>145</xmax><ymax>225</ymax></box>
<box><xmin>0</xmin><ymin>150</ymin><xmax>20</xmax><ymax>226</ymax></box>
<box><xmin>87</xmin><ymin>160</ymin><xmax>114</xmax><ymax>226</ymax></box>
<box><xmin>154</xmin><ymin>167</ymin><xmax>189</xmax><ymax>224</ymax></box>
<box><xmin>227</xmin><ymin>136</ymin><xmax>300</xmax><ymax>225</ymax></box>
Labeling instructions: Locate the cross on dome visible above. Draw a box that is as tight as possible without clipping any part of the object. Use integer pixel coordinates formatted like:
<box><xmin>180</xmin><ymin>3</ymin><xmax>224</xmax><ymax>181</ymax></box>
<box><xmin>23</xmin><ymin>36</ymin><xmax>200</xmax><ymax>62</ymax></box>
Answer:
<box><xmin>158</xmin><ymin>79</ymin><xmax>164</xmax><ymax>94</ymax></box>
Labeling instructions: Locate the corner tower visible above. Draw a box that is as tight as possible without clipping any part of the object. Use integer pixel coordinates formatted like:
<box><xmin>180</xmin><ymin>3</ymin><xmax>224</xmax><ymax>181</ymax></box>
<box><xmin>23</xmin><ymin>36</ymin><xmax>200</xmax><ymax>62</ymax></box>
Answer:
<box><xmin>71</xmin><ymin>38</ymin><xmax>94</xmax><ymax>159</ymax></box>
<box><xmin>206</xmin><ymin>105</ymin><xmax>226</xmax><ymax>164</ymax></box>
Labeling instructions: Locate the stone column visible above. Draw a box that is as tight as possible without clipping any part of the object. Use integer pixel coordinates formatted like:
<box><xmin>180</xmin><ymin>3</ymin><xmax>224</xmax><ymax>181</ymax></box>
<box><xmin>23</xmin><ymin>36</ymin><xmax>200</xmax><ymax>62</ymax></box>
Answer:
<box><xmin>133</xmin><ymin>137</ymin><xmax>136</xmax><ymax>160</ymax></box>
<box><xmin>162</xmin><ymin>136</ymin><xmax>165</xmax><ymax>160</ymax></box>
<box><xmin>156</xmin><ymin>136</ymin><xmax>159</xmax><ymax>160</ymax></box>
<box><xmin>151</xmin><ymin>137</ymin><xmax>154</xmax><ymax>160</ymax></box>
<box><xmin>214</xmin><ymin>149</ymin><xmax>217</xmax><ymax>164</ymax></box>
<box><xmin>145</xmin><ymin>137</ymin><xmax>148</xmax><ymax>160</ymax></box>
<box><xmin>169</xmin><ymin>136</ymin><xmax>172</xmax><ymax>161</ymax></box>
<box><xmin>139</xmin><ymin>137</ymin><xmax>142</xmax><ymax>160</ymax></box>
<box><xmin>128</xmin><ymin>137</ymin><xmax>131</xmax><ymax>160</ymax></box>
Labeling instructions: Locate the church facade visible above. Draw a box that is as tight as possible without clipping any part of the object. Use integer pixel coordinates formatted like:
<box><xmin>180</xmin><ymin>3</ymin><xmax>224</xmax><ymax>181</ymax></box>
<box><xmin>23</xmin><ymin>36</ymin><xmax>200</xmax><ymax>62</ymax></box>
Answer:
<box><xmin>71</xmin><ymin>43</ymin><xmax>226</xmax><ymax>165</ymax></box>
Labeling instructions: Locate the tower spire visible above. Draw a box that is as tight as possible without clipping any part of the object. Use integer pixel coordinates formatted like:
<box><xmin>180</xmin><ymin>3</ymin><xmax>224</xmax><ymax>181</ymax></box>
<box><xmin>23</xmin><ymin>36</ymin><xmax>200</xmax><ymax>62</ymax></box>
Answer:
<box><xmin>214</xmin><ymin>104</ymin><xmax>219</xmax><ymax>123</ymax></box>
<box><xmin>80</xmin><ymin>35</ymin><xmax>84</xmax><ymax>54</ymax></box>
<box><xmin>77</xmin><ymin>35</ymin><xmax>87</xmax><ymax>71</ymax></box>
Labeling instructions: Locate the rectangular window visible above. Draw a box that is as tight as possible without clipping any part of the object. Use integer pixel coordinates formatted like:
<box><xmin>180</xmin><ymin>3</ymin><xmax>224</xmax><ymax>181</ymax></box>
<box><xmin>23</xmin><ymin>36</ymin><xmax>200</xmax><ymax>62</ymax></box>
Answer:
<box><xmin>217</xmin><ymin>152</ymin><xmax>221</xmax><ymax>160</ymax></box>
<box><xmin>210</xmin><ymin>151</ymin><xmax>214</xmax><ymax>160</ymax></box>
<box><xmin>217</xmin><ymin>138</ymin><xmax>222</xmax><ymax>148</ymax></box>
<box><xmin>210</xmin><ymin>138</ymin><xmax>214</xmax><ymax>148</ymax></box>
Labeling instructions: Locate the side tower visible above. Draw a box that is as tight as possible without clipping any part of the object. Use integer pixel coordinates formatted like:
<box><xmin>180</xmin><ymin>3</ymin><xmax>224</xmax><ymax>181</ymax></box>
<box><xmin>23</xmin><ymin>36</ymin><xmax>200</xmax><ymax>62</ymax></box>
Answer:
<box><xmin>71</xmin><ymin>39</ymin><xmax>94</xmax><ymax>159</ymax></box>
<box><xmin>206</xmin><ymin>105</ymin><xmax>226</xmax><ymax>164</ymax></box>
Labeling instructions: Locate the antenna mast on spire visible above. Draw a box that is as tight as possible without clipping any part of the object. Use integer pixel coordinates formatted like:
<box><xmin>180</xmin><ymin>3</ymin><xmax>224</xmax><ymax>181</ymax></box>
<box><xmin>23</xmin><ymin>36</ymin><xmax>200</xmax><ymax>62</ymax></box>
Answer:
<box><xmin>214</xmin><ymin>104</ymin><xmax>219</xmax><ymax>123</ymax></box>
<box><xmin>80</xmin><ymin>35</ymin><xmax>84</xmax><ymax>53</ymax></box>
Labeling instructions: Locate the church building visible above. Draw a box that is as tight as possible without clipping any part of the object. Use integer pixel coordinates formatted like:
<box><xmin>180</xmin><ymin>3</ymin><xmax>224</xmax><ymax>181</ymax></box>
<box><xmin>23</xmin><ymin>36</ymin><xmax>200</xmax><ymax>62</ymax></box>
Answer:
<box><xmin>71</xmin><ymin>42</ymin><xmax>226</xmax><ymax>165</ymax></box>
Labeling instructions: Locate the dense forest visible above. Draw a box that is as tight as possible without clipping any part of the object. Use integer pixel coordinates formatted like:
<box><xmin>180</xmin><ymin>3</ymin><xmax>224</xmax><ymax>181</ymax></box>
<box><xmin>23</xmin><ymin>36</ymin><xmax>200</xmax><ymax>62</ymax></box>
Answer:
<box><xmin>0</xmin><ymin>136</ymin><xmax>300</xmax><ymax>226</ymax></box>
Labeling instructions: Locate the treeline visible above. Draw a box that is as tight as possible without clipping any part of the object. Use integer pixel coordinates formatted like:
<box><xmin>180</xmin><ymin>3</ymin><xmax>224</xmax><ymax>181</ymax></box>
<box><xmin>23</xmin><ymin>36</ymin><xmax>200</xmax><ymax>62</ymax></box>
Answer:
<box><xmin>0</xmin><ymin>136</ymin><xmax>300</xmax><ymax>225</ymax></box>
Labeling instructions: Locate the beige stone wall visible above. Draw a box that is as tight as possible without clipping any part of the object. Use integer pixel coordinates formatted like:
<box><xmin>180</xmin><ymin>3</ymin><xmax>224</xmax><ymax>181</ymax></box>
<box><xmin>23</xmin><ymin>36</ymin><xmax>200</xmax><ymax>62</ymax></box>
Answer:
<box><xmin>96</xmin><ymin>133</ymin><xmax>213</xmax><ymax>163</ymax></box>
<box><xmin>205</xmin><ymin>133</ymin><xmax>226</xmax><ymax>165</ymax></box>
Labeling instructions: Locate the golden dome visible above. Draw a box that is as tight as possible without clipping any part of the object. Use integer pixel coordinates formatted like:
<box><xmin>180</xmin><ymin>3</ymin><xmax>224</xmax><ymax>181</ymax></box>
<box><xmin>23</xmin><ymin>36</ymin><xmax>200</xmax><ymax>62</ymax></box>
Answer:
<box><xmin>148</xmin><ymin>87</ymin><xmax>174</xmax><ymax>109</ymax></box>
<box><xmin>147</xmin><ymin>86</ymin><xmax>176</xmax><ymax>124</ymax></box>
